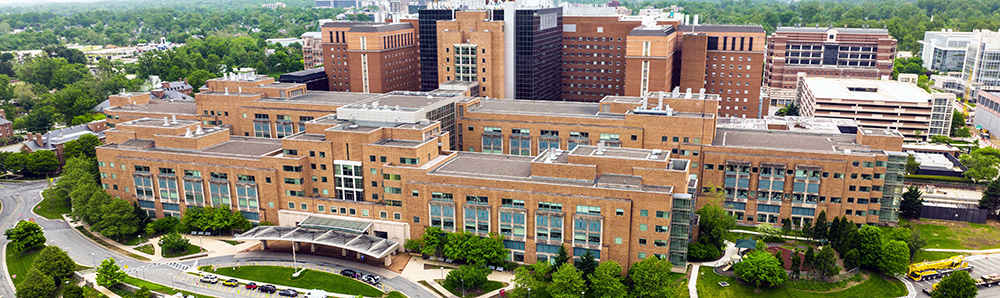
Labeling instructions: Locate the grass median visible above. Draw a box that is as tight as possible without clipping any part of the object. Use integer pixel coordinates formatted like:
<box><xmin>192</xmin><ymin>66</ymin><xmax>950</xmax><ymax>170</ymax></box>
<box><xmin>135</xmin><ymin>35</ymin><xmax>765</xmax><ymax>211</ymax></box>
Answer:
<box><xmin>75</xmin><ymin>226</ymin><xmax>151</xmax><ymax>261</ymax></box>
<box><xmin>162</xmin><ymin>244</ymin><xmax>202</xmax><ymax>258</ymax></box>
<box><xmin>6</xmin><ymin>245</ymin><xmax>43</xmax><ymax>288</ymax></box>
<box><xmin>208</xmin><ymin>265</ymin><xmax>383</xmax><ymax>297</ymax></box>
<box><xmin>35</xmin><ymin>190</ymin><xmax>71</xmax><ymax>220</ymax></box>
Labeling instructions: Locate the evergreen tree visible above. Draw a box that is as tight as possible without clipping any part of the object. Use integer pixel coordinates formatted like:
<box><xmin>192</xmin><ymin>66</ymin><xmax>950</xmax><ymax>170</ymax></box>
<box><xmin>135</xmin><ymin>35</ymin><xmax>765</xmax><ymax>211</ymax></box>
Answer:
<box><xmin>575</xmin><ymin>250</ymin><xmax>598</xmax><ymax>282</ymax></box>
<box><xmin>813</xmin><ymin>211</ymin><xmax>828</xmax><ymax>241</ymax></box>
<box><xmin>901</xmin><ymin>185</ymin><xmax>925</xmax><ymax>219</ymax></box>
<box><xmin>981</xmin><ymin>178</ymin><xmax>1000</xmax><ymax>218</ymax></box>
<box><xmin>553</xmin><ymin>245</ymin><xmax>571</xmax><ymax>270</ymax></box>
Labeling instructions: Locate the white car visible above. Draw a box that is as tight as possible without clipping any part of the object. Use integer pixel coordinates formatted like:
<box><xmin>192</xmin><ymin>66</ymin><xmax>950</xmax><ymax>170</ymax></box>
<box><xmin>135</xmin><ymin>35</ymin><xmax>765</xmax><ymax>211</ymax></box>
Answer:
<box><xmin>199</xmin><ymin>275</ymin><xmax>218</xmax><ymax>284</ymax></box>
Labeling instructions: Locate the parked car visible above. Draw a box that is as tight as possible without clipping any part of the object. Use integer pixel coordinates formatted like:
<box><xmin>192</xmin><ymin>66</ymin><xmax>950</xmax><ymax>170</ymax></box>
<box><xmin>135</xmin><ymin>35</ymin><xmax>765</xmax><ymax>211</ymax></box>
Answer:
<box><xmin>199</xmin><ymin>275</ymin><xmax>218</xmax><ymax>284</ymax></box>
<box><xmin>223</xmin><ymin>279</ymin><xmax>239</xmax><ymax>287</ymax></box>
<box><xmin>278</xmin><ymin>289</ymin><xmax>298</xmax><ymax>297</ymax></box>
<box><xmin>340</xmin><ymin>269</ymin><xmax>359</xmax><ymax>278</ymax></box>
<box><xmin>245</xmin><ymin>282</ymin><xmax>258</xmax><ymax>290</ymax></box>
<box><xmin>259</xmin><ymin>285</ymin><xmax>277</xmax><ymax>293</ymax></box>
<box><xmin>362</xmin><ymin>274</ymin><xmax>381</xmax><ymax>285</ymax></box>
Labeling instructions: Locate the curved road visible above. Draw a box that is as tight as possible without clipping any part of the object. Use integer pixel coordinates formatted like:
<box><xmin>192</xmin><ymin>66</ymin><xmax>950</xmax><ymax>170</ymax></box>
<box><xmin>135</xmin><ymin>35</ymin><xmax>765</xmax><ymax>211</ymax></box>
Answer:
<box><xmin>0</xmin><ymin>181</ymin><xmax>435</xmax><ymax>298</ymax></box>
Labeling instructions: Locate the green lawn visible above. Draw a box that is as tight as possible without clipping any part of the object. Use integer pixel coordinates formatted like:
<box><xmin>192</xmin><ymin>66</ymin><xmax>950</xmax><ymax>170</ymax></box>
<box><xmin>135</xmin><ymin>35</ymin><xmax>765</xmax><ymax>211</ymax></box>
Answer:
<box><xmin>35</xmin><ymin>190</ymin><xmax>71</xmax><ymax>219</ymax></box>
<box><xmin>385</xmin><ymin>292</ymin><xmax>406</xmax><ymax>298</ymax></box>
<box><xmin>6</xmin><ymin>245</ymin><xmax>43</xmax><ymax>288</ymax></box>
<box><xmin>82</xmin><ymin>285</ymin><xmax>109</xmax><ymax>298</ymax></box>
<box><xmin>162</xmin><ymin>244</ymin><xmax>203</xmax><ymax>258</ymax></box>
<box><xmin>118</xmin><ymin>234</ymin><xmax>144</xmax><ymax>245</ymax></box>
<box><xmin>906</xmin><ymin>219</ymin><xmax>1000</xmax><ymax>250</ymax></box>
<box><xmin>209</xmin><ymin>266</ymin><xmax>383</xmax><ymax>297</ymax></box>
<box><xmin>135</xmin><ymin>244</ymin><xmax>154</xmax><ymax>255</ymax></box>
<box><xmin>223</xmin><ymin>240</ymin><xmax>241</xmax><ymax>246</ymax></box>
<box><xmin>696</xmin><ymin>267</ymin><xmax>906</xmax><ymax>298</ymax></box>
<box><xmin>438</xmin><ymin>279</ymin><xmax>505</xmax><ymax>298</ymax></box>
<box><xmin>912</xmin><ymin>250</ymin><xmax>961</xmax><ymax>263</ymax></box>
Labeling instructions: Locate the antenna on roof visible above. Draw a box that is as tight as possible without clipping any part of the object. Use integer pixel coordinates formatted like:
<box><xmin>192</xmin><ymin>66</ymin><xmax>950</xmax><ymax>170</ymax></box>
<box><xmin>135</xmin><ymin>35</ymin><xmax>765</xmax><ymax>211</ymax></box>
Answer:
<box><xmin>162</xmin><ymin>117</ymin><xmax>170</xmax><ymax>126</ymax></box>
<box><xmin>171</xmin><ymin>115</ymin><xmax>178</xmax><ymax>124</ymax></box>
<box><xmin>195</xmin><ymin>125</ymin><xmax>205</xmax><ymax>135</ymax></box>
<box><xmin>184</xmin><ymin>128</ymin><xmax>193</xmax><ymax>137</ymax></box>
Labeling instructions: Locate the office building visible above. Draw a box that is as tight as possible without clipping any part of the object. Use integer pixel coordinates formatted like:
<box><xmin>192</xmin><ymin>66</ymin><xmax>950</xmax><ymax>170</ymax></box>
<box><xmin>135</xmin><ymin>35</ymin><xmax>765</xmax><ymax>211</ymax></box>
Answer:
<box><xmin>560</xmin><ymin>15</ymin><xmax>640</xmax><ymax>102</ymax></box>
<box><xmin>795</xmin><ymin>73</ymin><xmax>954</xmax><ymax>140</ymax></box>
<box><xmin>23</xmin><ymin>120</ymin><xmax>108</xmax><ymax>164</ymax></box>
<box><xmin>919</xmin><ymin>29</ymin><xmax>973</xmax><ymax>73</ymax></box>
<box><xmin>435</xmin><ymin>10</ymin><xmax>506</xmax><ymax>99</ymax></box>
<box><xmin>320</xmin><ymin>21</ymin><xmax>420</xmax><ymax>93</ymax></box>
<box><xmin>418</xmin><ymin>8</ymin><xmax>456</xmax><ymax>91</ymax></box>
<box><xmin>622</xmin><ymin>26</ymin><xmax>677</xmax><ymax>98</ymax></box>
<box><xmin>675</xmin><ymin>25</ymin><xmax>766</xmax><ymax>118</ymax></box>
<box><xmin>765</xmin><ymin>26</ymin><xmax>897</xmax><ymax>91</ymax></box>
<box><xmin>963</xmin><ymin>29</ymin><xmax>1000</xmax><ymax>97</ymax></box>
<box><xmin>974</xmin><ymin>90</ymin><xmax>1000</xmax><ymax>134</ymax></box>
<box><xmin>301</xmin><ymin>32</ymin><xmax>325</xmax><ymax>69</ymax></box>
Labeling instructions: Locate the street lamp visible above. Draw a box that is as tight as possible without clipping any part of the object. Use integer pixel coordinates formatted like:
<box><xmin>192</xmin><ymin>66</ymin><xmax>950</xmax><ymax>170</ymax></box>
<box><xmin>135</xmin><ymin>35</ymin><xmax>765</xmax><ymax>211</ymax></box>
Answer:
<box><xmin>581</xmin><ymin>291</ymin><xmax>584</xmax><ymax>298</ymax></box>
<box><xmin>199</xmin><ymin>235</ymin><xmax>204</xmax><ymax>253</ymax></box>
<box><xmin>462</xmin><ymin>278</ymin><xmax>465</xmax><ymax>297</ymax></box>
<box><xmin>90</xmin><ymin>253</ymin><xmax>96</xmax><ymax>267</ymax></box>
<box><xmin>528</xmin><ymin>288</ymin><xmax>530</xmax><ymax>298</ymax></box>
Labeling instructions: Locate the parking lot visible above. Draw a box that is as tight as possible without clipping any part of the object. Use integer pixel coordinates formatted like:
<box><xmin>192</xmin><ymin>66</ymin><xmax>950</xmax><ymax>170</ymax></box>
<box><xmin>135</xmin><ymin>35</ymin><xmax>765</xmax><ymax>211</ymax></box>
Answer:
<box><xmin>908</xmin><ymin>253</ymin><xmax>1000</xmax><ymax>297</ymax></box>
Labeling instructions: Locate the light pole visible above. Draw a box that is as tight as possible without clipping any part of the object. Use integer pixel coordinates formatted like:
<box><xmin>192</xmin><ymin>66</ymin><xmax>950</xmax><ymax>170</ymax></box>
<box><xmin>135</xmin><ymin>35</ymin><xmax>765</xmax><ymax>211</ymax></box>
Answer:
<box><xmin>90</xmin><ymin>253</ymin><xmax>96</xmax><ymax>267</ymax></box>
<box><xmin>528</xmin><ymin>288</ymin><xmax>530</xmax><ymax>298</ymax></box>
<box><xmin>462</xmin><ymin>278</ymin><xmax>465</xmax><ymax>297</ymax></box>
<box><xmin>581</xmin><ymin>291</ymin><xmax>584</xmax><ymax>298</ymax></box>
<box><xmin>199</xmin><ymin>235</ymin><xmax>204</xmax><ymax>252</ymax></box>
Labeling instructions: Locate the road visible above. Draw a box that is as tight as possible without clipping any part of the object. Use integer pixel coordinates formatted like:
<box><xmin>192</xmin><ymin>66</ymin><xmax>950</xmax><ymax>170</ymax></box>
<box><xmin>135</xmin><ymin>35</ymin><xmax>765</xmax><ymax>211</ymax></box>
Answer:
<box><xmin>0</xmin><ymin>181</ymin><xmax>436</xmax><ymax>298</ymax></box>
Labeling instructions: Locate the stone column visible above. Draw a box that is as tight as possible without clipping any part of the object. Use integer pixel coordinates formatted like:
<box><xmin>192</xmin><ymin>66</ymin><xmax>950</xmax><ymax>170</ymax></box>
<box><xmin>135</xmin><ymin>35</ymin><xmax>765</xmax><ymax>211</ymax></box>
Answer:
<box><xmin>384</xmin><ymin>255</ymin><xmax>392</xmax><ymax>266</ymax></box>
<box><xmin>260</xmin><ymin>240</ymin><xmax>268</xmax><ymax>250</ymax></box>
<box><xmin>342</xmin><ymin>248</ymin><xmax>348</xmax><ymax>256</ymax></box>
<box><xmin>293</xmin><ymin>241</ymin><xmax>299</xmax><ymax>251</ymax></box>
<box><xmin>310</xmin><ymin>243</ymin><xmax>316</xmax><ymax>253</ymax></box>
<box><xmin>357</xmin><ymin>251</ymin><xmax>363</xmax><ymax>259</ymax></box>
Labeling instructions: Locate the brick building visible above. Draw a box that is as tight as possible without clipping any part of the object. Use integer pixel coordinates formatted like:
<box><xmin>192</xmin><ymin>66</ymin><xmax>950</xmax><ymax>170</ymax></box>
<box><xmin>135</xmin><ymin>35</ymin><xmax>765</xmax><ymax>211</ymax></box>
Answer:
<box><xmin>98</xmin><ymin>60</ymin><xmax>906</xmax><ymax>270</ymax></box>
<box><xmin>320</xmin><ymin>22</ymin><xmax>420</xmax><ymax>93</ymax></box>
<box><xmin>301</xmin><ymin>32</ymin><xmax>325</xmax><ymax>69</ymax></box>
<box><xmin>675</xmin><ymin>25</ymin><xmax>766</xmax><ymax>118</ymax></box>
<box><xmin>435</xmin><ymin>11</ymin><xmax>506</xmax><ymax>99</ymax></box>
<box><xmin>765</xmin><ymin>26</ymin><xmax>897</xmax><ymax>95</ymax></box>
<box><xmin>560</xmin><ymin>16</ymin><xmax>640</xmax><ymax>102</ymax></box>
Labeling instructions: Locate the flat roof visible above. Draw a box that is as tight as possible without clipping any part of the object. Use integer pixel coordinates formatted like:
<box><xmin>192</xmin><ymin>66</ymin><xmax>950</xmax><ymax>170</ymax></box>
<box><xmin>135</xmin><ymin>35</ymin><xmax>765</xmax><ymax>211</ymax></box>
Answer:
<box><xmin>713</xmin><ymin>128</ymin><xmax>866</xmax><ymax>153</ymax></box>
<box><xmin>199</xmin><ymin>138</ymin><xmax>284</xmax><ymax>156</ymax></box>
<box><xmin>298</xmin><ymin>216</ymin><xmax>372</xmax><ymax>234</ymax></box>
<box><xmin>258</xmin><ymin>91</ymin><xmax>374</xmax><ymax>106</ymax></box>
<box><xmin>235</xmin><ymin>225</ymin><xmax>397</xmax><ymax>259</ymax></box>
<box><xmin>285</xmin><ymin>133</ymin><xmax>327</xmax><ymax>141</ymax></box>
<box><xmin>471</xmin><ymin>99</ymin><xmax>604</xmax><ymax>118</ymax></box>
<box><xmin>571</xmin><ymin>145</ymin><xmax>669</xmax><ymax>161</ymax></box>
<box><xmin>716</xmin><ymin>116</ymin><xmax>858</xmax><ymax>134</ymax></box>
<box><xmin>113</xmin><ymin>101</ymin><xmax>198</xmax><ymax>115</ymax></box>
<box><xmin>433</xmin><ymin>153</ymin><xmax>535</xmax><ymax>179</ymax></box>
<box><xmin>677</xmin><ymin>24</ymin><xmax>765</xmax><ymax>33</ymax></box>
<box><xmin>803</xmin><ymin>78</ymin><xmax>931</xmax><ymax>103</ymax></box>
<box><xmin>346</xmin><ymin>92</ymin><xmax>461</xmax><ymax>110</ymax></box>
<box><xmin>775</xmin><ymin>26</ymin><xmax>890</xmax><ymax>35</ymax></box>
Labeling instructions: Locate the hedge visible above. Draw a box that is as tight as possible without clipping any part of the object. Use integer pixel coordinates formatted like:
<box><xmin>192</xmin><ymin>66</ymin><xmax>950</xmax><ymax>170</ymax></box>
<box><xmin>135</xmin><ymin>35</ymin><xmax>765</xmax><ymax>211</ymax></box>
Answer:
<box><xmin>904</xmin><ymin>174</ymin><xmax>976</xmax><ymax>183</ymax></box>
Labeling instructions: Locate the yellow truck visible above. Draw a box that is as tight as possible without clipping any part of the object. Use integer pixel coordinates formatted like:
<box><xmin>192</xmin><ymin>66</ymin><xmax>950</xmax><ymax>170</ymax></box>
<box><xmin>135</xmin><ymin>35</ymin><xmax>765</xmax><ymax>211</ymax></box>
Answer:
<box><xmin>908</xmin><ymin>255</ymin><xmax>973</xmax><ymax>281</ymax></box>
<box><xmin>923</xmin><ymin>273</ymin><xmax>1000</xmax><ymax>295</ymax></box>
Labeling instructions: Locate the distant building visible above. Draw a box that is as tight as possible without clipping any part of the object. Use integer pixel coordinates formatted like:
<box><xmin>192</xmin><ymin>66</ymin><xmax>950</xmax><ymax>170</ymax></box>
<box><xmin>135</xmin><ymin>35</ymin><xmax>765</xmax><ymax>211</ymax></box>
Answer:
<box><xmin>765</xmin><ymin>26</ymin><xmax>897</xmax><ymax>91</ymax></box>
<box><xmin>262</xmin><ymin>2</ymin><xmax>287</xmax><ymax>8</ymax></box>
<box><xmin>321</xmin><ymin>21</ymin><xmax>420</xmax><ymax>93</ymax></box>
<box><xmin>21</xmin><ymin>120</ymin><xmax>108</xmax><ymax>164</ymax></box>
<box><xmin>963</xmin><ymin>30</ymin><xmax>1000</xmax><ymax>98</ymax></box>
<box><xmin>151</xmin><ymin>80</ymin><xmax>194</xmax><ymax>100</ymax></box>
<box><xmin>301</xmin><ymin>32</ymin><xmax>324</xmax><ymax>68</ymax></box>
<box><xmin>919</xmin><ymin>29</ymin><xmax>973</xmax><ymax>73</ymax></box>
<box><xmin>795</xmin><ymin>73</ymin><xmax>954</xmax><ymax>140</ymax></box>
<box><xmin>0</xmin><ymin>110</ymin><xmax>11</xmax><ymax>139</ymax></box>
<box><xmin>316</xmin><ymin>0</ymin><xmax>358</xmax><ymax>8</ymax></box>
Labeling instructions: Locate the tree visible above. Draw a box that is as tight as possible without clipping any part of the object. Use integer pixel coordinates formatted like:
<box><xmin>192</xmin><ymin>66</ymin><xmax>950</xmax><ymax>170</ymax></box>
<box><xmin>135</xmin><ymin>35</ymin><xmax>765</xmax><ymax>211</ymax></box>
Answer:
<box><xmin>575</xmin><ymin>249</ymin><xmax>598</xmax><ymax>281</ymax></box>
<box><xmin>4</xmin><ymin>151</ymin><xmax>27</xmax><ymax>176</ymax></box>
<box><xmin>91</xmin><ymin>198</ymin><xmax>140</xmax><ymax>241</ymax></box>
<box><xmin>553</xmin><ymin>245</ymin><xmax>570</xmax><ymax>270</ymax></box>
<box><xmin>845</xmin><ymin>249</ymin><xmax>861</xmax><ymax>270</ymax></box>
<box><xmin>880</xmin><ymin>240</ymin><xmax>911</xmax><ymax>276</ymax></box>
<box><xmin>549</xmin><ymin>263</ymin><xmax>586</xmax><ymax>298</ymax></box>
<box><xmin>776</xmin><ymin>103</ymin><xmax>800</xmax><ymax>116</ymax></box>
<box><xmin>16</xmin><ymin>268</ymin><xmax>55</xmax><ymax>298</ymax></box>
<box><xmin>829</xmin><ymin>216</ymin><xmax>843</xmax><ymax>245</ymax></box>
<box><xmin>802</xmin><ymin>221</ymin><xmax>813</xmax><ymax>240</ymax></box>
<box><xmin>185</xmin><ymin>69</ymin><xmax>216</xmax><ymax>92</ymax></box>
<box><xmin>813</xmin><ymin>211</ymin><xmax>828</xmax><ymax>241</ymax></box>
<box><xmin>63</xmin><ymin>134</ymin><xmax>102</xmax><ymax>159</ymax></box>
<box><xmin>906</xmin><ymin>154</ymin><xmax>921</xmax><ymax>175</ymax></box>
<box><xmin>588</xmin><ymin>261</ymin><xmax>627</xmax><ymax>298</ymax></box>
<box><xmin>757</xmin><ymin>222</ymin><xmax>782</xmax><ymax>242</ymax></box>
<box><xmin>510</xmin><ymin>265</ymin><xmax>541</xmax><ymax>298</ymax></box>
<box><xmin>628</xmin><ymin>256</ymin><xmax>677</xmax><ymax>298</ymax></box>
<box><xmin>96</xmin><ymin>258</ymin><xmax>127</xmax><ymax>287</ymax></box>
<box><xmin>857</xmin><ymin>226</ymin><xmax>884</xmax><ymax>269</ymax></box>
<box><xmin>961</xmin><ymin>147</ymin><xmax>1000</xmax><ymax>182</ymax></box>
<box><xmin>443</xmin><ymin>265</ymin><xmax>490</xmax><ymax>292</ymax></box>
<box><xmin>420</xmin><ymin>226</ymin><xmax>446</xmax><ymax>257</ymax></box>
<box><xmin>931</xmin><ymin>270</ymin><xmax>978</xmax><ymax>298</ymax></box>
<box><xmin>145</xmin><ymin>216</ymin><xmax>180</xmax><ymax>235</ymax></box>
<box><xmin>4</xmin><ymin>220</ymin><xmax>46</xmax><ymax>251</ymax></box>
<box><xmin>26</xmin><ymin>150</ymin><xmax>59</xmax><ymax>177</ymax></box>
<box><xmin>160</xmin><ymin>231</ymin><xmax>190</xmax><ymax>253</ymax></box>
<box><xmin>22</xmin><ymin>106</ymin><xmax>54</xmax><ymax>133</ymax></box>
<box><xmin>790</xmin><ymin>251</ymin><xmax>802</xmax><ymax>279</ymax></box>
<box><xmin>135</xmin><ymin>286</ymin><xmax>152</xmax><ymax>298</ymax></box>
<box><xmin>63</xmin><ymin>284</ymin><xmax>84</xmax><ymax>298</ymax></box>
<box><xmin>803</xmin><ymin>247</ymin><xmax>815</xmax><ymax>274</ymax></box>
<box><xmin>952</xmin><ymin>110</ymin><xmax>969</xmax><ymax>137</ymax></box>
<box><xmin>734</xmin><ymin>249</ymin><xmax>788</xmax><ymax>287</ymax></box>
<box><xmin>690</xmin><ymin>187</ymin><xmax>735</xmax><ymax>261</ymax></box>
<box><xmin>781</xmin><ymin>218</ymin><xmax>792</xmax><ymax>237</ymax></box>
<box><xmin>901</xmin><ymin>186</ymin><xmax>925</xmax><ymax>219</ymax></box>
<box><xmin>981</xmin><ymin>178</ymin><xmax>1000</xmax><ymax>217</ymax></box>
<box><xmin>813</xmin><ymin>247</ymin><xmax>840</xmax><ymax>277</ymax></box>
<box><xmin>33</xmin><ymin>246</ymin><xmax>75</xmax><ymax>283</ymax></box>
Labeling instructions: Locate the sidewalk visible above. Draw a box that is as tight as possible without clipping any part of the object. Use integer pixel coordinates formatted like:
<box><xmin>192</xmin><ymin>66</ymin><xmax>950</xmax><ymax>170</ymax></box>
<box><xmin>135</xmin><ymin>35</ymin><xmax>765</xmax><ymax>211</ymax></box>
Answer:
<box><xmin>79</xmin><ymin>272</ymin><xmax>123</xmax><ymax>298</ymax></box>
<box><xmin>63</xmin><ymin>214</ymin><xmax>160</xmax><ymax>262</ymax></box>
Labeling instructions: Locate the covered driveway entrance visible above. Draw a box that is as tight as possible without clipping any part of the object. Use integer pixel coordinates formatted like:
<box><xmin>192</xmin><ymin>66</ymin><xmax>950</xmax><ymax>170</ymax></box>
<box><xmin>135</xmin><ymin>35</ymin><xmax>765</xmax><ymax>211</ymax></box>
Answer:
<box><xmin>235</xmin><ymin>216</ymin><xmax>400</xmax><ymax>265</ymax></box>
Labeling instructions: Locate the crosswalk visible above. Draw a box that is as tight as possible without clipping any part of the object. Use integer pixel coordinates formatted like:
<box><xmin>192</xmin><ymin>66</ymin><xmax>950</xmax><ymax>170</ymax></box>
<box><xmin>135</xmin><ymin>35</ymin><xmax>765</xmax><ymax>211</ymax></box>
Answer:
<box><xmin>166</xmin><ymin>261</ymin><xmax>191</xmax><ymax>271</ymax></box>
<box><xmin>125</xmin><ymin>264</ymin><xmax>158</xmax><ymax>274</ymax></box>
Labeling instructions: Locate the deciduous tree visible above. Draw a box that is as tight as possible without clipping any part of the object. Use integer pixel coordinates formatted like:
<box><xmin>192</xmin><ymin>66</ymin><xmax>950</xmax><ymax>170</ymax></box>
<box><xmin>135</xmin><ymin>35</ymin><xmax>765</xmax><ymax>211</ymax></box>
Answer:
<box><xmin>932</xmin><ymin>270</ymin><xmax>978</xmax><ymax>298</ymax></box>
<box><xmin>444</xmin><ymin>265</ymin><xmax>490</xmax><ymax>292</ymax></box>
<box><xmin>588</xmin><ymin>261</ymin><xmax>626</xmax><ymax>298</ymax></box>
<box><xmin>16</xmin><ymin>268</ymin><xmax>55</xmax><ymax>298</ymax></box>
<box><xmin>96</xmin><ymin>258</ymin><xmax>126</xmax><ymax>287</ymax></box>
<box><xmin>549</xmin><ymin>263</ymin><xmax>586</xmax><ymax>298</ymax></box>
<box><xmin>880</xmin><ymin>240</ymin><xmax>910</xmax><ymax>276</ymax></box>
<box><xmin>857</xmin><ymin>226</ymin><xmax>884</xmax><ymax>269</ymax></box>
<box><xmin>33</xmin><ymin>246</ymin><xmax>75</xmax><ymax>283</ymax></box>
<box><xmin>4</xmin><ymin>220</ymin><xmax>45</xmax><ymax>251</ymax></box>
<box><xmin>734</xmin><ymin>249</ymin><xmax>788</xmax><ymax>287</ymax></box>
<box><xmin>628</xmin><ymin>256</ymin><xmax>679</xmax><ymax>298</ymax></box>
<box><xmin>160</xmin><ymin>231</ymin><xmax>190</xmax><ymax>253</ymax></box>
